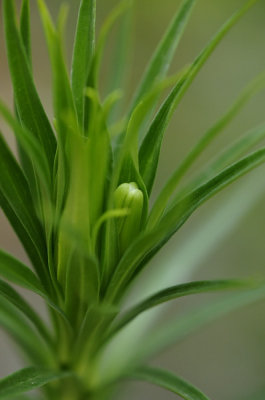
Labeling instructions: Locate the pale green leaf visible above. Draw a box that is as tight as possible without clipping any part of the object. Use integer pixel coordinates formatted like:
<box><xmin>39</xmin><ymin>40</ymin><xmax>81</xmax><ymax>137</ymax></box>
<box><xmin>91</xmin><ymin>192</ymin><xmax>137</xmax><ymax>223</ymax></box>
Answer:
<box><xmin>130</xmin><ymin>366</ymin><xmax>210</xmax><ymax>400</ymax></box>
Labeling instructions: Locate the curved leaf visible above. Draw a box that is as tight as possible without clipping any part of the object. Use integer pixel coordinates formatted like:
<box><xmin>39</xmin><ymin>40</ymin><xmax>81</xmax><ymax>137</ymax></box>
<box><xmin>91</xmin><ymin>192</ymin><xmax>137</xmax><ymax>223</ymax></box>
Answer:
<box><xmin>0</xmin><ymin>132</ymin><xmax>50</xmax><ymax>286</ymax></box>
<box><xmin>0</xmin><ymin>279</ymin><xmax>52</xmax><ymax>344</ymax></box>
<box><xmin>106</xmin><ymin>279</ymin><xmax>247</xmax><ymax>340</ymax></box>
<box><xmin>0</xmin><ymin>250</ymin><xmax>70</xmax><ymax>329</ymax></box>
<box><xmin>130</xmin><ymin>366</ymin><xmax>210</xmax><ymax>400</ymax></box>
<box><xmin>0</xmin><ymin>367</ymin><xmax>71</xmax><ymax>399</ymax></box>
<box><xmin>0</xmin><ymin>298</ymin><xmax>53</xmax><ymax>365</ymax></box>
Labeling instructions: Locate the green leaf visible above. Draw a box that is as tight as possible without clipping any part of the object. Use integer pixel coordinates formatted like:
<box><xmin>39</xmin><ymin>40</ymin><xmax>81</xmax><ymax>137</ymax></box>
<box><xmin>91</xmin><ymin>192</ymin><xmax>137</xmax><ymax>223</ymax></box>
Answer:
<box><xmin>0</xmin><ymin>367</ymin><xmax>71</xmax><ymax>399</ymax></box>
<box><xmin>106</xmin><ymin>279</ymin><xmax>247</xmax><ymax>340</ymax></box>
<box><xmin>130</xmin><ymin>283</ymin><xmax>265</xmax><ymax>366</ymax></box>
<box><xmin>0</xmin><ymin>249</ymin><xmax>69</xmax><ymax>328</ymax></box>
<box><xmin>106</xmin><ymin>147</ymin><xmax>265</xmax><ymax>302</ymax></box>
<box><xmin>71</xmin><ymin>0</ymin><xmax>96</xmax><ymax>126</ymax></box>
<box><xmin>180</xmin><ymin>122</ymin><xmax>265</xmax><ymax>199</ymax></box>
<box><xmin>100</xmin><ymin>283</ymin><xmax>265</xmax><ymax>384</ymax></box>
<box><xmin>0</xmin><ymin>279</ymin><xmax>52</xmax><ymax>344</ymax></box>
<box><xmin>0</xmin><ymin>103</ymin><xmax>51</xmax><ymax>190</ymax></box>
<box><xmin>130</xmin><ymin>0</ymin><xmax>196</xmax><ymax>110</ymax></box>
<box><xmin>130</xmin><ymin>366</ymin><xmax>210</xmax><ymax>400</ymax></box>
<box><xmin>147</xmin><ymin>71</ymin><xmax>265</xmax><ymax>226</ymax></box>
<box><xmin>139</xmin><ymin>0</ymin><xmax>260</xmax><ymax>198</ymax></box>
<box><xmin>20</xmin><ymin>0</ymin><xmax>31</xmax><ymax>65</ymax></box>
<box><xmin>0</xmin><ymin>132</ymin><xmax>50</xmax><ymax>286</ymax></box>
<box><xmin>3</xmin><ymin>0</ymin><xmax>56</xmax><ymax>180</ymax></box>
<box><xmin>0</xmin><ymin>298</ymin><xmax>53</xmax><ymax>365</ymax></box>
<box><xmin>0</xmin><ymin>250</ymin><xmax>48</xmax><ymax>296</ymax></box>
<box><xmin>90</xmin><ymin>0</ymin><xmax>131</xmax><ymax>90</ymax></box>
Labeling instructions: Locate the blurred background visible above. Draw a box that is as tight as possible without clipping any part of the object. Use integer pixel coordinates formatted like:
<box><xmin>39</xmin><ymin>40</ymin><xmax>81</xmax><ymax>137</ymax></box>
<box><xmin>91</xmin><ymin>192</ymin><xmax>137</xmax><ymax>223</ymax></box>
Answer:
<box><xmin>1</xmin><ymin>0</ymin><xmax>265</xmax><ymax>399</ymax></box>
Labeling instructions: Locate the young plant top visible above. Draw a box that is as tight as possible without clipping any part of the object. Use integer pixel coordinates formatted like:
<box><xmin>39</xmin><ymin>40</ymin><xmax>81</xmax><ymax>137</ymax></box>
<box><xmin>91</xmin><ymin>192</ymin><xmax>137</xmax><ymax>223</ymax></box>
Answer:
<box><xmin>0</xmin><ymin>0</ymin><xmax>265</xmax><ymax>399</ymax></box>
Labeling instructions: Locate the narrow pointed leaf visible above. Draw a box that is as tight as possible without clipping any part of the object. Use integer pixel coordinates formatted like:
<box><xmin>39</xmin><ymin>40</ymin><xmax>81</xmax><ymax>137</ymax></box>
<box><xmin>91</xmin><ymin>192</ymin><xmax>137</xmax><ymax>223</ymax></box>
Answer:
<box><xmin>139</xmin><ymin>0</ymin><xmax>260</xmax><ymax>197</ymax></box>
<box><xmin>179</xmin><ymin>122</ymin><xmax>265</xmax><ymax>200</ymax></box>
<box><xmin>131</xmin><ymin>283</ymin><xmax>265</xmax><ymax>366</ymax></box>
<box><xmin>20</xmin><ymin>0</ymin><xmax>31</xmax><ymax>64</ymax></box>
<box><xmin>0</xmin><ymin>250</ymin><xmax>69</xmax><ymax>326</ymax></box>
<box><xmin>0</xmin><ymin>279</ymin><xmax>52</xmax><ymax>344</ymax></box>
<box><xmin>3</xmin><ymin>0</ymin><xmax>56</xmax><ymax>179</ymax></box>
<box><xmin>0</xmin><ymin>133</ymin><xmax>50</xmax><ymax>285</ymax></box>
<box><xmin>130</xmin><ymin>0</ymin><xmax>196</xmax><ymax>110</ymax></box>
<box><xmin>0</xmin><ymin>367</ymin><xmax>71</xmax><ymax>399</ymax></box>
<box><xmin>0</xmin><ymin>298</ymin><xmax>53</xmax><ymax>365</ymax></box>
<box><xmin>106</xmin><ymin>279</ymin><xmax>247</xmax><ymax>340</ymax></box>
<box><xmin>130</xmin><ymin>366</ymin><xmax>210</xmax><ymax>400</ymax></box>
<box><xmin>71</xmin><ymin>0</ymin><xmax>96</xmax><ymax>125</ymax></box>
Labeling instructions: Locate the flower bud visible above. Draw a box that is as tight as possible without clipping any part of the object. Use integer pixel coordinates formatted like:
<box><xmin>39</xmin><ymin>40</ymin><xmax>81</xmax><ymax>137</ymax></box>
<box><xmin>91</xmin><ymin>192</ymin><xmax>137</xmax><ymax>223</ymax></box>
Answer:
<box><xmin>114</xmin><ymin>182</ymin><xmax>144</xmax><ymax>254</ymax></box>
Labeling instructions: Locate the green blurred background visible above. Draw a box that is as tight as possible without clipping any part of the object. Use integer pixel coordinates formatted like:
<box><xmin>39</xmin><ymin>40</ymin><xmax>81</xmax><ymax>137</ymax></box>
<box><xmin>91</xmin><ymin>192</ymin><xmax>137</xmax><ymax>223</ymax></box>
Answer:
<box><xmin>1</xmin><ymin>0</ymin><xmax>265</xmax><ymax>399</ymax></box>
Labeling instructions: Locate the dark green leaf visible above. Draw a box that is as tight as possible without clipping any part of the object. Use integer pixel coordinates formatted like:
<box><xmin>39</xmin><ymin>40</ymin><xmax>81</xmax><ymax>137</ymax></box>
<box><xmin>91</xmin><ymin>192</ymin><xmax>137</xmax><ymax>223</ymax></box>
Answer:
<box><xmin>71</xmin><ymin>0</ymin><xmax>96</xmax><ymax>125</ymax></box>
<box><xmin>0</xmin><ymin>367</ymin><xmax>71</xmax><ymax>399</ymax></box>
<box><xmin>20</xmin><ymin>0</ymin><xmax>31</xmax><ymax>65</ymax></box>
<box><xmin>130</xmin><ymin>366</ymin><xmax>210</xmax><ymax>400</ymax></box>
<box><xmin>3</xmin><ymin>0</ymin><xmax>56</xmax><ymax>180</ymax></box>
<box><xmin>0</xmin><ymin>132</ymin><xmax>50</xmax><ymax>285</ymax></box>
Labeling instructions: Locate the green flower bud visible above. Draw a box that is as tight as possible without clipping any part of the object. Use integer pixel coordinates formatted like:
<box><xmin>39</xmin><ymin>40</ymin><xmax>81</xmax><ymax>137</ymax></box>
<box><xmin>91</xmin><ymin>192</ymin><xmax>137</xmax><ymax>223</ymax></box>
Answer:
<box><xmin>114</xmin><ymin>182</ymin><xmax>144</xmax><ymax>254</ymax></box>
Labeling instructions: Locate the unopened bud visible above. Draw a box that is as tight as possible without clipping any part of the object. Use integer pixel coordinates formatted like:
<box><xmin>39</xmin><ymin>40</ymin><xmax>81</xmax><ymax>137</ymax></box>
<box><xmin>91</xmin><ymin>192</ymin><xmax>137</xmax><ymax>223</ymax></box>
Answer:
<box><xmin>114</xmin><ymin>182</ymin><xmax>144</xmax><ymax>254</ymax></box>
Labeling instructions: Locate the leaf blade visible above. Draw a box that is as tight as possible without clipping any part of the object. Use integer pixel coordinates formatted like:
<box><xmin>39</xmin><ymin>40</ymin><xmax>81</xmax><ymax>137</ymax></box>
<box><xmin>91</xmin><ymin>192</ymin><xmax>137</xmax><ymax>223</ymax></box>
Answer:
<box><xmin>106</xmin><ymin>279</ymin><xmax>248</xmax><ymax>340</ymax></box>
<box><xmin>0</xmin><ymin>368</ymin><xmax>70</xmax><ymax>399</ymax></box>
<box><xmin>71</xmin><ymin>0</ymin><xmax>96</xmax><ymax>125</ymax></box>
<box><xmin>3</xmin><ymin>0</ymin><xmax>56</xmax><ymax>179</ymax></box>
<box><xmin>130</xmin><ymin>366</ymin><xmax>210</xmax><ymax>400</ymax></box>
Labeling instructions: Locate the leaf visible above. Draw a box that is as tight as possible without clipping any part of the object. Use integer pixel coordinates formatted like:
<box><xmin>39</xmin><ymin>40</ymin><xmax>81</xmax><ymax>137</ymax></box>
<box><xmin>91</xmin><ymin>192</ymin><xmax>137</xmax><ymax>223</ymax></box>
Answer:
<box><xmin>130</xmin><ymin>0</ymin><xmax>196</xmax><ymax>110</ymax></box>
<box><xmin>179</xmin><ymin>122</ymin><xmax>265</xmax><ymax>200</ymax></box>
<box><xmin>130</xmin><ymin>366</ymin><xmax>210</xmax><ymax>400</ymax></box>
<box><xmin>147</xmin><ymin>71</ymin><xmax>265</xmax><ymax>226</ymax></box>
<box><xmin>130</xmin><ymin>283</ymin><xmax>265</xmax><ymax>367</ymax></box>
<box><xmin>0</xmin><ymin>249</ymin><xmax>69</xmax><ymax>327</ymax></box>
<box><xmin>0</xmin><ymin>367</ymin><xmax>71</xmax><ymax>399</ymax></box>
<box><xmin>0</xmin><ymin>132</ymin><xmax>50</xmax><ymax>286</ymax></box>
<box><xmin>99</xmin><ymin>283</ymin><xmax>265</xmax><ymax>385</ymax></box>
<box><xmin>0</xmin><ymin>103</ymin><xmax>51</xmax><ymax>190</ymax></box>
<box><xmin>106</xmin><ymin>279</ymin><xmax>248</xmax><ymax>340</ymax></box>
<box><xmin>0</xmin><ymin>298</ymin><xmax>53</xmax><ymax>365</ymax></box>
<box><xmin>139</xmin><ymin>0</ymin><xmax>260</xmax><ymax>197</ymax></box>
<box><xmin>0</xmin><ymin>279</ymin><xmax>52</xmax><ymax>344</ymax></box>
<box><xmin>90</xmin><ymin>0</ymin><xmax>131</xmax><ymax>90</ymax></box>
<box><xmin>20</xmin><ymin>0</ymin><xmax>31</xmax><ymax>65</ymax></box>
<box><xmin>106</xmin><ymin>147</ymin><xmax>265</xmax><ymax>302</ymax></box>
<box><xmin>71</xmin><ymin>0</ymin><xmax>96</xmax><ymax>126</ymax></box>
<box><xmin>3</xmin><ymin>0</ymin><xmax>56</xmax><ymax>180</ymax></box>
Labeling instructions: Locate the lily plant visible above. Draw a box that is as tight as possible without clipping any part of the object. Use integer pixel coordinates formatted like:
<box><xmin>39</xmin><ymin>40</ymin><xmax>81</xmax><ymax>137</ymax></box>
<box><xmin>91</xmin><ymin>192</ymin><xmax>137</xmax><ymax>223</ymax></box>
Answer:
<box><xmin>0</xmin><ymin>0</ymin><xmax>265</xmax><ymax>399</ymax></box>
